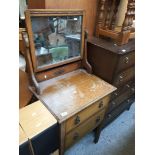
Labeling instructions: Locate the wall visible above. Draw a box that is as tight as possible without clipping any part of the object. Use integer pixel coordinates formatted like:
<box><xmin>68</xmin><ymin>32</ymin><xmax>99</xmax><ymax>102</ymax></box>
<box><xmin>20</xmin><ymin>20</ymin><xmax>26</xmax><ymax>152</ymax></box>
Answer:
<box><xmin>28</xmin><ymin>0</ymin><xmax>98</xmax><ymax>38</ymax></box>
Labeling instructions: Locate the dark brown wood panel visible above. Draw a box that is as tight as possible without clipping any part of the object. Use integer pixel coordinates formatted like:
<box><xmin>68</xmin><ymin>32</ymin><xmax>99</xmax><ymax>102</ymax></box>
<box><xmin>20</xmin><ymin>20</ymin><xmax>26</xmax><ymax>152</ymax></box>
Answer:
<box><xmin>116</xmin><ymin>51</ymin><xmax>135</xmax><ymax>73</ymax></box>
<box><xmin>108</xmin><ymin>84</ymin><xmax>134</xmax><ymax>113</ymax></box>
<box><xmin>113</xmin><ymin>66</ymin><xmax>135</xmax><ymax>87</ymax></box>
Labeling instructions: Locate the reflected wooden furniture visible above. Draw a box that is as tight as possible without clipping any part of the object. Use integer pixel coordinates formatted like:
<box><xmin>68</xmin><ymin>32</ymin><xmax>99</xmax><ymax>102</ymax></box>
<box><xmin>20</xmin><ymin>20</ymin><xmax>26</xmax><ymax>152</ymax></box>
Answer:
<box><xmin>19</xmin><ymin>101</ymin><xmax>58</xmax><ymax>155</ymax></box>
<box><xmin>87</xmin><ymin>37</ymin><xmax>135</xmax><ymax>126</ymax></box>
<box><xmin>96</xmin><ymin>0</ymin><xmax>135</xmax><ymax>45</ymax></box>
<box><xmin>24</xmin><ymin>9</ymin><xmax>116</xmax><ymax>155</ymax></box>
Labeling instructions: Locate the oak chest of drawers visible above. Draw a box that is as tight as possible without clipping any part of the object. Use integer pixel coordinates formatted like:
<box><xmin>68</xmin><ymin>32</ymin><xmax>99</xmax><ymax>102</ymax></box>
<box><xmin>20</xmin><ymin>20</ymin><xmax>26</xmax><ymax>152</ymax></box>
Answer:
<box><xmin>24</xmin><ymin>10</ymin><xmax>116</xmax><ymax>155</ymax></box>
<box><xmin>30</xmin><ymin>69</ymin><xmax>116</xmax><ymax>155</ymax></box>
<box><xmin>87</xmin><ymin>37</ymin><xmax>135</xmax><ymax>126</ymax></box>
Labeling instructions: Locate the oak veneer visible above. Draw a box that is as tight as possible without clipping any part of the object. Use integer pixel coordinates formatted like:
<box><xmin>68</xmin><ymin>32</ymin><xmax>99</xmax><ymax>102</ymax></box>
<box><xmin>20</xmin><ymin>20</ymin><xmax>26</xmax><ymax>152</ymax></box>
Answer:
<box><xmin>30</xmin><ymin>69</ymin><xmax>116</xmax><ymax>123</ymax></box>
<box><xmin>19</xmin><ymin>100</ymin><xmax>57</xmax><ymax>138</ymax></box>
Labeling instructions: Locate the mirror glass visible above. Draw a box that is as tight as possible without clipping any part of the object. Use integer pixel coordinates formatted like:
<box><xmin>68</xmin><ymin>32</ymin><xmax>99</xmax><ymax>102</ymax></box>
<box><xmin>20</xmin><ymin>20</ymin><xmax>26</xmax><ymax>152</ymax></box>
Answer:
<box><xmin>31</xmin><ymin>16</ymin><xmax>82</xmax><ymax>68</ymax></box>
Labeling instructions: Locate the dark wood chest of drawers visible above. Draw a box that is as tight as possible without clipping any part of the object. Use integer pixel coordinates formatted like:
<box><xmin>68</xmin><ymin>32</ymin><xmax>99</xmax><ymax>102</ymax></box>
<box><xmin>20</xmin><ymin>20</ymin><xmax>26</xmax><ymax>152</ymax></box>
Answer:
<box><xmin>87</xmin><ymin>37</ymin><xmax>135</xmax><ymax>126</ymax></box>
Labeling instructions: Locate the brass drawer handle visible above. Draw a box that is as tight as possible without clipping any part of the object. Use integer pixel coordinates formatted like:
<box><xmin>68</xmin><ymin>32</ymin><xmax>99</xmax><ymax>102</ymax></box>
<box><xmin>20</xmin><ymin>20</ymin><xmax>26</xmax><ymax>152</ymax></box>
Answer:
<box><xmin>96</xmin><ymin>116</ymin><xmax>101</xmax><ymax>124</ymax></box>
<box><xmin>124</xmin><ymin>57</ymin><xmax>129</xmax><ymax>64</ymax></box>
<box><xmin>74</xmin><ymin>115</ymin><xmax>80</xmax><ymax>125</ymax></box>
<box><xmin>73</xmin><ymin>132</ymin><xmax>79</xmax><ymax>141</ymax></box>
<box><xmin>98</xmin><ymin>101</ymin><xmax>103</xmax><ymax>108</ymax></box>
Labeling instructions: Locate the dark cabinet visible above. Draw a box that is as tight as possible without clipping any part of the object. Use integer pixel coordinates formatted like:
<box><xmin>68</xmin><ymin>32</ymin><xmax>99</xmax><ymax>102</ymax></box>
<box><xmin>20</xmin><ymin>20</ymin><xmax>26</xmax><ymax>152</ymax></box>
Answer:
<box><xmin>87</xmin><ymin>37</ymin><xmax>135</xmax><ymax>126</ymax></box>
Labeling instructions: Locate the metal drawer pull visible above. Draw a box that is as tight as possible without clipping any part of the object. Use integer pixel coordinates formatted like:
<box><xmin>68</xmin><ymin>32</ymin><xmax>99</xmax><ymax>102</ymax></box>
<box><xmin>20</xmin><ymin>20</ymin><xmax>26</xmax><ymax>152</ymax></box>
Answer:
<box><xmin>119</xmin><ymin>75</ymin><xmax>123</xmax><ymax>82</ymax></box>
<box><xmin>124</xmin><ymin>57</ymin><xmax>129</xmax><ymax>64</ymax></box>
<box><xmin>112</xmin><ymin>101</ymin><xmax>116</xmax><ymax>106</ymax></box>
<box><xmin>74</xmin><ymin>115</ymin><xmax>80</xmax><ymax>125</ymax></box>
<box><xmin>114</xmin><ymin>92</ymin><xmax>118</xmax><ymax>96</ymax></box>
<box><xmin>96</xmin><ymin>116</ymin><xmax>101</xmax><ymax>124</ymax></box>
<box><xmin>73</xmin><ymin>132</ymin><xmax>79</xmax><ymax>141</ymax></box>
<box><xmin>98</xmin><ymin>101</ymin><xmax>103</xmax><ymax>108</ymax></box>
<box><xmin>126</xmin><ymin>84</ymin><xmax>130</xmax><ymax>88</ymax></box>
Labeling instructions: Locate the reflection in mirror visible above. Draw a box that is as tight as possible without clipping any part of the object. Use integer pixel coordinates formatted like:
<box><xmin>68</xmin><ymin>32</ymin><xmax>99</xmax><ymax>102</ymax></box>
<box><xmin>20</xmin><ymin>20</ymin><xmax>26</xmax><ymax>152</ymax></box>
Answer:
<box><xmin>31</xmin><ymin>16</ymin><xmax>82</xmax><ymax>68</ymax></box>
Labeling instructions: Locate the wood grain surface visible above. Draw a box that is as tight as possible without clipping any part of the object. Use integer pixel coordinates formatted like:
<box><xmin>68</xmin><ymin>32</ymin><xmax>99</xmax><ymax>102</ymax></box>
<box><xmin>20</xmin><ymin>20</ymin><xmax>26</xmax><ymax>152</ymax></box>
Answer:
<box><xmin>32</xmin><ymin>69</ymin><xmax>116</xmax><ymax>123</ymax></box>
<box><xmin>19</xmin><ymin>101</ymin><xmax>57</xmax><ymax>138</ymax></box>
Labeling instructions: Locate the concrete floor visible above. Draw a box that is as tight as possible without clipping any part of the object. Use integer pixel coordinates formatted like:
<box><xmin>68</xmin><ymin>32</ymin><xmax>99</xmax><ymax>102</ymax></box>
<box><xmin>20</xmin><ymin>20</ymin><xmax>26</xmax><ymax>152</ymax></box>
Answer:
<box><xmin>65</xmin><ymin>103</ymin><xmax>135</xmax><ymax>155</ymax></box>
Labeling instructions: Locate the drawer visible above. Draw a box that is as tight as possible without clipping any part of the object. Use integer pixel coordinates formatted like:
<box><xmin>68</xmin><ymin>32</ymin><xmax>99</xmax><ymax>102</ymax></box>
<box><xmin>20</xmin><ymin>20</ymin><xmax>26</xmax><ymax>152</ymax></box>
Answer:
<box><xmin>113</xmin><ymin>67</ymin><xmax>135</xmax><ymax>87</ymax></box>
<box><xmin>65</xmin><ymin>110</ymin><xmax>105</xmax><ymax>149</ymax></box>
<box><xmin>116</xmin><ymin>51</ymin><xmax>135</xmax><ymax>73</ymax></box>
<box><xmin>104</xmin><ymin>96</ymin><xmax>135</xmax><ymax>127</ymax></box>
<box><xmin>110</xmin><ymin>80</ymin><xmax>135</xmax><ymax>101</ymax></box>
<box><xmin>108</xmin><ymin>87</ymin><xmax>134</xmax><ymax>113</ymax></box>
<box><xmin>65</xmin><ymin>95</ymin><xmax>110</xmax><ymax>133</ymax></box>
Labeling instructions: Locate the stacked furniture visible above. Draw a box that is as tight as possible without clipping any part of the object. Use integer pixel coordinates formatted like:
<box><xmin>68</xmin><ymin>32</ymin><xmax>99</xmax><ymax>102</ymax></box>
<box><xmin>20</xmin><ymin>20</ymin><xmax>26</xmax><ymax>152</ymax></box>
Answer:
<box><xmin>87</xmin><ymin>37</ymin><xmax>135</xmax><ymax>126</ymax></box>
<box><xmin>96</xmin><ymin>0</ymin><xmax>135</xmax><ymax>45</ymax></box>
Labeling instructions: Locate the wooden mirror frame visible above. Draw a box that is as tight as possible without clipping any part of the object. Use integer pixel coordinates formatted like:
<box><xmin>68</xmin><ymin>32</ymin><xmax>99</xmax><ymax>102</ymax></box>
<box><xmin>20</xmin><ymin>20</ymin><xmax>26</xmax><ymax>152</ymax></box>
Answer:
<box><xmin>25</xmin><ymin>9</ymin><xmax>85</xmax><ymax>72</ymax></box>
<box><xmin>23</xmin><ymin>9</ymin><xmax>92</xmax><ymax>95</ymax></box>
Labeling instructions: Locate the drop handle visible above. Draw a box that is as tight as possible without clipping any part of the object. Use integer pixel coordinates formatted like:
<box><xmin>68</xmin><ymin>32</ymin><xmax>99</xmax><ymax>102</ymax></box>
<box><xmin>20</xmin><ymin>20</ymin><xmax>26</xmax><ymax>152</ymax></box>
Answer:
<box><xmin>124</xmin><ymin>57</ymin><xmax>129</xmax><ymax>64</ymax></box>
<box><xmin>96</xmin><ymin>116</ymin><xmax>101</xmax><ymax>124</ymax></box>
<box><xmin>98</xmin><ymin>101</ymin><xmax>104</xmax><ymax>108</ymax></box>
<box><xmin>74</xmin><ymin>115</ymin><xmax>80</xmax><ymax>125</ymax></box>
<box><xmin>73</xmin><ymin>132</ymin><xmax>79</xmax><ymax>141</ymax></box>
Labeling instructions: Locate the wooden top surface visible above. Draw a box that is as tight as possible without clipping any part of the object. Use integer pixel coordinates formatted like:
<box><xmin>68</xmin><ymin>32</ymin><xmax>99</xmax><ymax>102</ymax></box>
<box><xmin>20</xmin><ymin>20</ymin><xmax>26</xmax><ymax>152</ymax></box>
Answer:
<box><xmin>88</xmin><ymin>37</ymin><xmax>135</xmax><ymax>54</ymax></box>
<box><xmin>19</xmin><ymin>101</ymin><xmax>57</xmax><ymax>139</ymax></box>
<box><xmin>19</xmin><ymin>125</ymin><xmax>28</xmax><ymax>145</ymax></box>
<box><xmin>32</xmin><ymin>69</ymin><xmax>116</xmax><ymax>123</ymax></box>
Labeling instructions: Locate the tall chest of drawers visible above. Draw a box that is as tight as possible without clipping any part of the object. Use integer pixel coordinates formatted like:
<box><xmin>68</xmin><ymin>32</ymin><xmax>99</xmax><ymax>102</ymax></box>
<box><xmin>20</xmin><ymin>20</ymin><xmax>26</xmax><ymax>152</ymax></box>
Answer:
<box><xmin>87</xmin><ymin>37</ymin><xmax>135</xmax><ymax>126</ymax></box>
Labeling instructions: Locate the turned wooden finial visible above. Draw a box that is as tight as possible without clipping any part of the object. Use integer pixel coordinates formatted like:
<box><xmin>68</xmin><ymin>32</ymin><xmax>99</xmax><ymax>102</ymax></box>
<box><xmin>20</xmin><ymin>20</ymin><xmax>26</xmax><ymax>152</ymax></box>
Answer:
<box><xmin>122</xmin><ymin>0</ymin><xmax>135</xmax><ymax>31</ymax></box>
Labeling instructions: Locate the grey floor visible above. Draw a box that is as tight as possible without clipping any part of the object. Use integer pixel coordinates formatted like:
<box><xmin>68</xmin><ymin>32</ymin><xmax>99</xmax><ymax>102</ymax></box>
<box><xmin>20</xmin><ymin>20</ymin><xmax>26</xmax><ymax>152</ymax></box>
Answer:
<box><xmin>65</xmin><ymin>103</ymin><xmax>135</xmax><ymax>155</ymax></box>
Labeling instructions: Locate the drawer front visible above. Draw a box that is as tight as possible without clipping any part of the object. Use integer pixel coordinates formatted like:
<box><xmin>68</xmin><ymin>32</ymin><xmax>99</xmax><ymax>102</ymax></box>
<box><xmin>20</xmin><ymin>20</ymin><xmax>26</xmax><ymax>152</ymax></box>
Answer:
<box><xmin>65</xmin><ymin>95</ymin><xmax>110</xmax><ymax>133</ymax></box>
<box><xmin>110</xmin><ymin>81</ymin><xmax>135</xmax><ymax>101</ymax></box>
<box><xmin>108</xmin><ymin>86</ymin><xmax>134</xmax><ymax>112</ymax></box>
<box><xmin>116</xmin><ymin>51</ymin><xmax>135</xmax><ymax>73</ymax></box>
<box><xmin>104</xmin><ymin>96</ymin><xmax>135</xmax><ymax>127</ymax></box>
<box><xmin>113</xmin><ymin>67</ymin><xmax>135</xmax><ymax>87</ymax></box>
<box><xmin>65</xmin><ymin>110</ymin><xmax>105</xmax><ymax>149</ymax></box>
